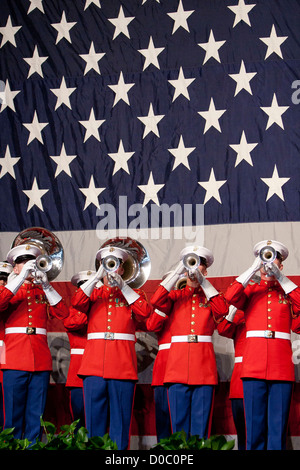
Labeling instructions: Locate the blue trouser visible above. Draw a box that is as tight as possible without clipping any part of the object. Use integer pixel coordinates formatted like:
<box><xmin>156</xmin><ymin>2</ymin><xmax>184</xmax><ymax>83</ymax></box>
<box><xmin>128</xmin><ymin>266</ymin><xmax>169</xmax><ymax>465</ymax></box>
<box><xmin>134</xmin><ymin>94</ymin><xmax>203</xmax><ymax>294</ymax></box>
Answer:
<box><xmin>2</xmin><ymin>370</ymin><xmax>50</xmax><ymax>442</ymax></box>
<box><xmin>70</xmin><ymin>387</ymin><xmax>85</xmax><ymax>429</ymax></box>
<box><xmin>231</xmin><ymin>398</ymin><xmax>246</xmax><ymax>450</ymax></box>
<box><xmin>0</xmin><ymin>385</ymin><xmax>3</xmax><ymax>428</ymax></box>
<box><xmin>243</xmin><ymin>378</ymin><xmax>293</xmax><ymax>450</ymax></box>
<box><xmin>83</xmin><ymin>376</ymin><xmax>135</xmax><ymax>450</ymax></box>
<box><xmin>154</xmin><ymin>386</ymin><xmax>172</xmax><ymax>442</ymax></box>
<box><xmin>168</xmin><ymin>383</ymin><xmax>214</xmax><ymax>438</ymax></box>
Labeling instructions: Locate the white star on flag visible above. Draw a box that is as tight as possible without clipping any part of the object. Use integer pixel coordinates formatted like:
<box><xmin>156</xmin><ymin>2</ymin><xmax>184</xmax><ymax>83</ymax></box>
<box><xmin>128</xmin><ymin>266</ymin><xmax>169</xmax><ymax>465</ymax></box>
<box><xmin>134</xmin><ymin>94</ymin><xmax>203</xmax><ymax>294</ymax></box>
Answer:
<box><xmin>260</xmin><ymin>93</ymin><xmax>289</xmax><ymax>130</ymax></box>
<box><xmin>229</xmin><ymin>60</ymin><xmax>257</xmax><ymax>96</ymax></box>
<box><xmin>24</xmin><ymin>45</ymin><xmax>48</xmax><ymax>78</ymax></box>
<box><xmin>50</xmin><ymin>144</ymin><xmax>77</xmax><ymax>178</ymax></box>
<box><xmin>261</xmin><ymin>165</ymin><xmax>290</xmax><ymax>201</ymax></box>
<box><xmin>138</xmin><ymin>103</ymin><xmax>165</xmax><ymax>138</ymax></box>
<box><xmin>227</xmin><ymin>0</ymin><xmax>256</xmax><ymax>27</ymax></box>
<box><xmin>79</xmin><ymin>108</ymin><xmax>105</xmax><ymax>142</ymax></box>
<box><xmin>79</xmin><ymin>42</ymin><xmax>105</xmax><ymax>75</ymax></box>
<box><xmin>108</xmin><ymin>6</ymin><xmax>134</xmax><ymax>40</ymax></box>
<box><xmin>51</xmin><ymin>11</ymin><xmax>76</xmax><ymax>44</ymax></box>
<box><xmin>50</xmin><ymin>76</ymin><xmax>76</xmax><ymax>110</ymax></box>
<box><xmin>84</xmin><ymin>0</ymin><xmax>101</xmax><ymax>10</ymax></box>
<box><xmin>0</xmin><ymin>15</ymin><xmax>22</xmax><ymax>48</ymax></box>
<box><xmin>0</xmin><ymin>145</ymin><xmax>20</xmax><ymax>179</ymax></box>
<box><xmin>23</xmin><ymin>110</ymin><xmax>48</xmax><ymax>144</ymax></box>
<box><xmin>138</xmin><ymin>36</ymin><xmax>165</xmax><ymax>70</ymax></box>
<box><xmin>108</xmin><ymin>72</ymin><xmax>135</xmax><ymax>106</ymax></box>
<box><xmin>23</xmin><ymin>177</ymin><xmax>49</xmax><ymax>212</ymax></box>
<box><xmin>198</xmin><ymin>30</ymin><xmax>226</xmax><ymax>64</ymax></box>
<box><xmin>168</xmin><ymin>135</ymin><xmax>195</xmax><ymax>170</ymax></box>
<box><xmin>168</xmin><ymin>67</ymin><xmax>195</xmax><ymax>102</ymax></box>
<box><xmin>138</xmin><ymin>172</ymin><xmax>165</xmax><ymax>206</ymax></box>
<box><xmin>229</xmin><ymin>131</ymin><xmax>258</xmax><ymax>167</ymax></box>
<box><xmin>260</xmin><ymin>24</ymin><xmax>288</xmax><ymax>59</ymax></box>
<box><xmin>0</xmin><ymin>80</ymin><xmax>20</xmax><ymax>112</ymax></box>
<box><xmin>108</xmin><ymin>140</ymin><xmax>135</xmax><ymax>175</ymax></box>
<box><xmin>27</xmin><ymin>0</ymin><xmax>45</xmax><ymax>14</ymax></box>
<box><xmin>198</xmin><ymin>98</ymin><xmax>226</xmax><ymax>133</ymax></box>
<box><xmin>79</xmin><ymin>175</ymin><xmax>105</xmax><ymax>210</ymax></box>
<box><xmin>167</xmin><ymin>0</ymin><xmax>195</xmax><ymax>34</ymax></box>
<box><xmin>198</xmin><ymin>168</ymin><xmax>227</xmax><ymax>204</ymax></box>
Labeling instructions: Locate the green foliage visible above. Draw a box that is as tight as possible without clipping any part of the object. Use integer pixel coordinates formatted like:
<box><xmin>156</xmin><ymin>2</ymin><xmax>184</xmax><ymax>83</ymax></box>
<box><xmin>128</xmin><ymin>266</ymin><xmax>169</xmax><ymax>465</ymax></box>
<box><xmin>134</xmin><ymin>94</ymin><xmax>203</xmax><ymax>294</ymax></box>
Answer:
<box><xmin>0</xmin><ymin>420</ymin><xmax>234</xmax><ymax>451</ymax></box>
<box><xmin>154</xmin><ymin>430</ymin><xmax>235</xmax><ymax>450</ymax></box>
<box><xmin>0</xmin><ymin>419</ymin><xmax>118</xmax><ymax>450</ymax></box>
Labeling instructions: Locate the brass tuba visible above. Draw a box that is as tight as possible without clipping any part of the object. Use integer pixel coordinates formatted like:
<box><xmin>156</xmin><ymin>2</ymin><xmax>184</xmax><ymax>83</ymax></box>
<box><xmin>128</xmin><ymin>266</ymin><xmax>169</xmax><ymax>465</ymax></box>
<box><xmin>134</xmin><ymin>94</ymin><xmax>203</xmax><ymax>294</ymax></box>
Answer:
<box><xmin>175</xmin><ymin>275</ymin><xmax>188</xmax><ymax>290</ymax></box>
<box><xmin>10</xmin><ymin>227</ymin><xmax>64</xmax><ymax>281</ymax></box>
<box><xmin>96</xmin><ymin>237</ymin><xmax>151</xmax><ymax>289</ymax></box>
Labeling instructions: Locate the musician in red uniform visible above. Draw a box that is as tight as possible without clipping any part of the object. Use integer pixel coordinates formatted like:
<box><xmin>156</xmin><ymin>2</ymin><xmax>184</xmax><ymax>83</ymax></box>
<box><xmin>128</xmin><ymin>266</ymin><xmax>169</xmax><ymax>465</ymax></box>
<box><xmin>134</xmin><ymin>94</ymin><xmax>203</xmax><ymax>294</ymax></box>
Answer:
<box><xmin>217</xmin><ymin>305</ymin><xmax>246</xmax><ymax>450</ymax></box>
<box><xmin>151</xmin><ymin>245</ymin><xmax>228</xmax><ymax>439</ymax></box>
<box><xmin>0</xmin><ymin>243</ymin><xmax>68</xmax><ymax>443</ymax></box>
<box><xmin>0</xmin><ymin>261</ymin><xmax>13</xmax><ymax>427</ymax></box>
<box><xmin>225</xmin><ymin>240</ymin><xmax>300</xmax><ymax>450</ymax></box>
<box><xmin>71</xmin><ymin>245</ymin><xmax>152</xmax><ymax>450</ymax></box>
<box><xmin>63</xmin><ymin>271</ymin><xmax>95</xmax><ymax>429</ymax></box>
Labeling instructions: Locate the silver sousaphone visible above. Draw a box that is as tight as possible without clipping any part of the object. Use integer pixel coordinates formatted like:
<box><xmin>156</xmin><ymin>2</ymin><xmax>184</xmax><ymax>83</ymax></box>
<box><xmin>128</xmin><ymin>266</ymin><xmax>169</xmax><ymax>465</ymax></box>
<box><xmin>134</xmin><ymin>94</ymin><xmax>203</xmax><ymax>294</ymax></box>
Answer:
<box><xmin>10</xmin><ymin>227</ymin><xmax>64</xmax><ymax>281</ymax></box>
<box><xmin>96</xmin><ymin>237</ymin><xmax>151</xmax><ymax>289</ymax></box>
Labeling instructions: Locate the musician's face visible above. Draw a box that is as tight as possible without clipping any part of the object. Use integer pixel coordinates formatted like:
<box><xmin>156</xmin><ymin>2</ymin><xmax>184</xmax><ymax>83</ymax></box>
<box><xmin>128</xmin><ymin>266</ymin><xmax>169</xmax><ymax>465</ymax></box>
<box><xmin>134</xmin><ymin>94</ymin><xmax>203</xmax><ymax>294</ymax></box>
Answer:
<box><xmin>13</xmin><ymin>260</ymin><xmax>34</xmax><ymax>280</ymax></box>
<box><xmin>103</xmin><ymin>264</ymin><xmax>124</xmax><ymax>286</ymax></box>
<box><xmin>260</xmin><ymin>257</ymin><xmax>283</xmax><ymax>280</ymax></box>
<box><xmin>186</xmin><ymin>263</ymin><xmax>207</xmax><ymax>287</ymax></box>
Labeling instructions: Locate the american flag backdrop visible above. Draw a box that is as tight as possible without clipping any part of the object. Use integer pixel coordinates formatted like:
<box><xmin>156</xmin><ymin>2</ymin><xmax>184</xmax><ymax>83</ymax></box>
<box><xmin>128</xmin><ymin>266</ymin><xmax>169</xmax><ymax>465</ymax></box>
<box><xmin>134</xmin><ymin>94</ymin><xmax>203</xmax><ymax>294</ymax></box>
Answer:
<box><xmin>1</xmin><ymin>0</ymin><xmax>300</xmax><ymax>449</ymax></box>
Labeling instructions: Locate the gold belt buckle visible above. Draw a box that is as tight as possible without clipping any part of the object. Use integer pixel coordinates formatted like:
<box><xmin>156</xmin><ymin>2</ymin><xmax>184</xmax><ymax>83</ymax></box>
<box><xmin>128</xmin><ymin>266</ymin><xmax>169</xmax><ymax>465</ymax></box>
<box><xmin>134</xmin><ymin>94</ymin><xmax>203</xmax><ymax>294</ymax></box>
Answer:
<box><xmin>264</xmin><ymin>330</ymin><xmax>275</xmax><ymax>339</ymax></box>
<box><xmin>104</xmin><ymin>332</ymin><xmax>114</xmax><ymax>340</ymax></box>
<box><xmin>188</xmin><ymin>334</ymin><xmax>198</xmax><ymax>343</ymax></box>
<box><xmin>26</xmin><ymin>327</ymin><xmax>36</xmax><ymax>335</ymax></box>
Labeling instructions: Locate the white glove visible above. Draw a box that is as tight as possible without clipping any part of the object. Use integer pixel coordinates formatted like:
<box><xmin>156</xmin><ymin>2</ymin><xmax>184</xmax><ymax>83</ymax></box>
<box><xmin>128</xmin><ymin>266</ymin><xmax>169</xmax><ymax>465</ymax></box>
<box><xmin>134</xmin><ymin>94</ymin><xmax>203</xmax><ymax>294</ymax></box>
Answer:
<box><xmin>265</xmin><ymin>262</ymin><xmax>297</xmax><ymax>294</ymax></box>
<box><xmin>80</xmin><ymin>264</ymin><xmax>106</xmax><ymax>297</ymax></box>
<box><xmin>225</xmin><ymin>305</ymin><xmax>237</xmax><ymax>323</ymax></box>
<box><xmin>36</xmin><ymin>271</ymin><xmax>62</xmax><ymax>306</ymax></box>
<box><xmin>160</xmin><ymin>261</ymin><xmax>186</xmax><ymax>292</ymax></box>
<box><xmin>192</xmin><ymin>269</ymin><xmax>219</xmax><ymax>300</ymax></box>
<box><xmin>109</xmin><ymin>272</ymin><xmax>139</xmax><ymax>305</ymax></box>
<box><xmin>236</xmin><ymin>257</ymin><xmax>262</xmax><ymax>288</ymax></box>
<box><xmin>5</xmin><ymin>260</ymin><xmax>36</xmax><ymax>295</ymax></box>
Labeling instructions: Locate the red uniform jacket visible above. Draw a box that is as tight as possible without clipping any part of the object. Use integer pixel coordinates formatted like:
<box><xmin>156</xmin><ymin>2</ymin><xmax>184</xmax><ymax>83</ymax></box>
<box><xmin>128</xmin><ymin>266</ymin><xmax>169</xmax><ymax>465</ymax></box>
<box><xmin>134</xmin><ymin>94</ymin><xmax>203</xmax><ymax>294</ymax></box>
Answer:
<box><xmin>71</xmin><ymin>284</ymin><xmax>152</xmax><ymax>380</ymax></box>
<box><xmin>225</xmin><ymin>279</ymin><xmax>300</xmax><ymax>381</ymax></box>
<box><xmin>146</xmin><ymin>309</ymin><xmax>171</xmax><ymax>387</ymax></box>
<box><xmin>63</xmin><ymin>305</ymin><xmax>88</xmax><ymax>388</ymax></box>
<box><xmin>151</xmin><ymin>284</ymin><xmax>228</xmax><ymax>385</ymax></box>
<box><xmin>0</xmin><ymin>283</ymin><xmax>68</xmax><ymax>372</ymax></box>
<box><xmin>217</xmin><ymin>311</ymin><xmax>246</xmax><ymax>399</ymax></box>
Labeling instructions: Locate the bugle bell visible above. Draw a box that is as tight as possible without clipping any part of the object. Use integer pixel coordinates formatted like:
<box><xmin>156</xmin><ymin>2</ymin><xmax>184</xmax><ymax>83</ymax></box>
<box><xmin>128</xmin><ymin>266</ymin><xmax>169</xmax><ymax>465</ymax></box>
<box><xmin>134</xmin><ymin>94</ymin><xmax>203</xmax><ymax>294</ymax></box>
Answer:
<box><xmin>182</xmin><ymin>253</ymin><xmax>200</xmax><ymax>271</ymax></box>
<box><xmin>259</xmin><ymin>245</ymin><xmax>276</xmax><ymax>264</ymax></box>
<box><xmin>102</xmin><ymin>255</ymin><xmax>120</xmax><ymax>273</ymax></box>
<box><xmin>35</xmin><ymin>254</ymin><xmax>53</xmax><ymax>273</ymax></box>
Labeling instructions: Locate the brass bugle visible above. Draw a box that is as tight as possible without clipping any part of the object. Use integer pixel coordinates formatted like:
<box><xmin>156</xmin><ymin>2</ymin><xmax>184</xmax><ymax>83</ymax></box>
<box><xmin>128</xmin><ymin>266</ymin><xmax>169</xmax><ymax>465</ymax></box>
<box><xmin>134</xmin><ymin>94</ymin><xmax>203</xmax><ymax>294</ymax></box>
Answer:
<box><xmin>97</xmin><ymin>237</ymin><xmax>151</xmax><ymax>288</ymax></box>
<box><xmin>35</xmin><ymin>254</ymin><xmax>53</xmax><ymax>273</ymax></box>
<box><xmin>11</xmin><ymin>227</ymin><xmax>64</xmax><ymax>281</ymax></box>
<box><xmin>182</xmin><ymin>253</ymin><xmax>200</xmax><ymax>271</ymax></box>
<box><xmin>259</xmin><ymin>245</ymin><xmax>276</xmax><ymax>263</ymax></box>
<box><xmin>102</xmin><ymin>255</ymin><xmax>120</xmax><ymax>273</ymax></box>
